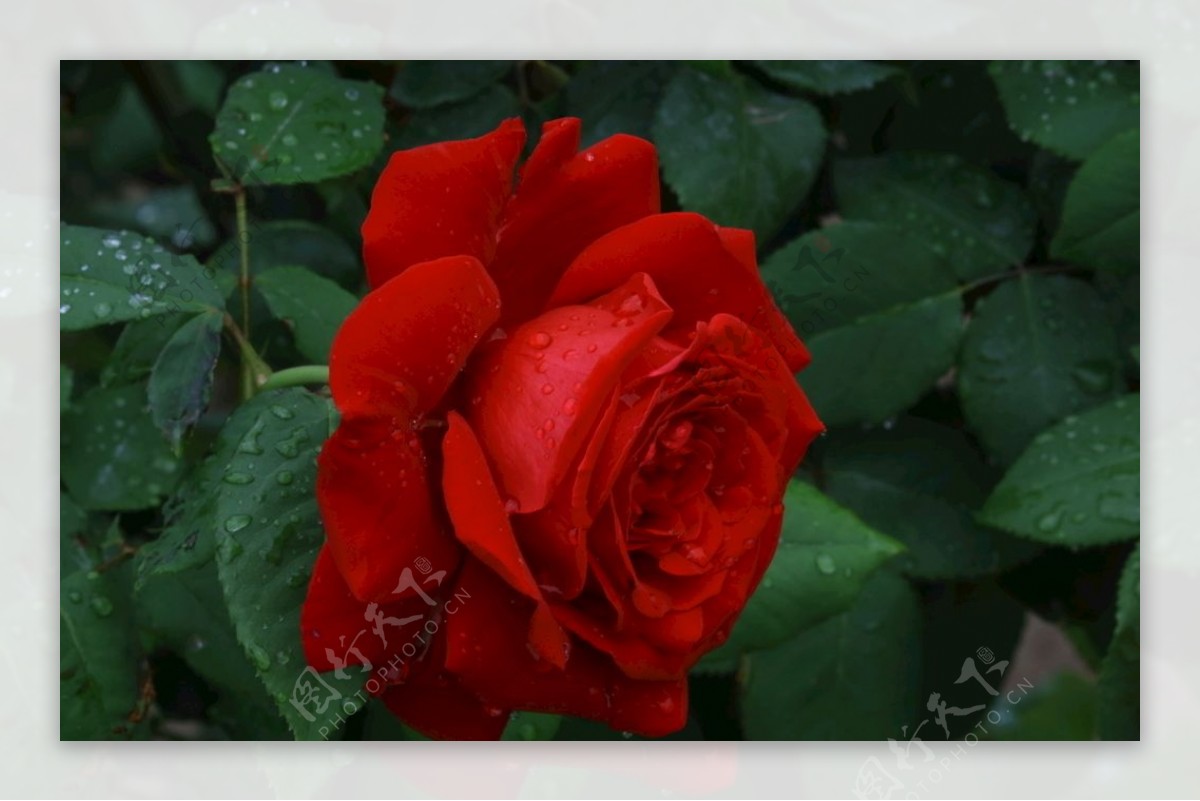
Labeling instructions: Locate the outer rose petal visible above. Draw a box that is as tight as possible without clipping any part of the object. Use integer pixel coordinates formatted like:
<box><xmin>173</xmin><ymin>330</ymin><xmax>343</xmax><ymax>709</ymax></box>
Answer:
<box><xmin>489</xmin><ymin>119</ymin><xmax>661</xmax><ymax>325</ymax></box>
<box><xmin>549</xmin><ymin>212</ymin><xmax>810</xmax><ymax>372</ymax></box>
<box><xmin>329</xmin><ymin>255</ymin><xmax>501</xmax><ymax>418</ymax></box>
<box><xmin>362</xmin><ymin>118</ymin><xmax>525</xmax><ymax>290</ymax></box>
<box><xmin>301</xmin><ymin>545</ymin><xmax>431</xmax><ymax>673</ymax></box>
<box><xmin>317</xmin><ymin>414</ymin><xmax>460</xmax><ymax>602</ymax></box>
<box><xmin>465</xmin><ymin>272</ymin><xmax>673</xmax><ymax>513</ymax></box>
<box><xmin>445</xmin><ymin>559</ymin><xmax>687</xmax><ymax>737</ymax></box>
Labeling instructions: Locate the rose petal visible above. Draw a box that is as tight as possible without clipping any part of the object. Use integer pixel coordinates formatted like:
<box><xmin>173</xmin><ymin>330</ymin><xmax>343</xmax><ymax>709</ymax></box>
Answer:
<box><xmin>317</xmin><ymin>415</ymin><xmax>460</xmax><ymax>602</ymax></box>
<box><xmin>300</xmin><ymin>545</ymin><xmax>431</xmax><ymax>673</ymax></box>
<box><xmin>549</xmin><ymin>212</ymin><xmax>810</xmax><ymax>372</ymax></box>
<box><xmin>444</xmin><ymin>559</ymin><xmax>687</xmax><ymax>736</ymax></box>
<box><xmin>489</xmin><ymin>125</ymin><xmax>660</xmax><ymax>325</ymax></box>
<box><xmin>362</xmin><ymin>118</ymin><xmax>525</xmax><ymax>290</ymax></box>
<box><xmin>329</xmin><ymin>255</ymin><xmax>501</xmax><ymax>418</ymax></box>
<box><xmin>465</xmin><ymin>272</ymin><xmax>673</xmax><ymax>513</ymax></box>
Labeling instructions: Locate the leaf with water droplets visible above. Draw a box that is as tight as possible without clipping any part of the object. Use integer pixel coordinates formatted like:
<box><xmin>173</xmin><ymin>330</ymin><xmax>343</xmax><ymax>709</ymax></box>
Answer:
<box><xmin>741</xmin><ymin>569</ymin><xmax>921</xmax><ymax>739</ymax></box>
<box><xmin>255</xmin><ymin>266</ymin><xmax>358</xmax><ymax>363</ymax></box>
<box><xmin>761</xmin><ymin>222</ymin><xmax>963</xmax><ymax>426</ymax></box>
<box><xmin>61</xmin><ymin>563</ymin><xmax>147</xmax><ymax>739</ymax></box>
<box><xmin>147</xmin><ymin>309</ymin><xmax>224</xmax><ymax>448</ymax></box>
<box><xmin>833</xmin><ymin>152</ymin><xmax>1037</xmax><ymax>281</ymax></box>
<box><xmin>698</xmin><ymin>481</ymin><xmax>903</xmax><ymax>665</ymax></box>
<box><xmin>60</xmin><ymin>382</ymin><xmax>182</xmax><ymax>511</ymax></box>
<box><xmin>959</xmin><ymin>273</ymin><xmax>1122</xmax><ymax>463</ymax></box>
<box><xmin>990</xmin><ymin>60</ymin><xmax>1139</xmax><ymax>161</ymax></box>
<box><xmin>211</xmin><ymin>388</ymin><xmax>364</xmax><ymax>739</ymax></box>
<box><xmin>654</xmin><ymin>67</ymin><xmax>826</xmax><ymax>241</ymax></box>
<box><xmin>210</xmin><ymin>63</ymin><xmax>385</xmax><ymax>186</ymax></box>
<box><xmin>1051</xmin><ymin>129</ymin><xmax>1139</xmax><ymax>273</ymax></box>
<box><xmin>980</xmin><ymin>394</ymin><xmax>1139</xmax><ymax>546</ymax></box>
<box><xmin>60</xmin><ymin>224</ymin><xmax>224</xmax><ymax>331</ymax></box>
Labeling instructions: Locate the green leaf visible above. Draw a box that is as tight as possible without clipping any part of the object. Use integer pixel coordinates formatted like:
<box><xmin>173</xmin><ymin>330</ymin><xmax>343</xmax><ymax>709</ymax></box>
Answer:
<box><xmin>1051</xmin><ymin>129</ymin><xmax>1139</xmax><ymax>273</ymax></box>
<box><xmin>255</xmin><ymin>267</ymin><xmax>358</xmax><ymax>363</ymax></box>
<box><xmin>959</xmin><ymin>273</ymin><xmax>1123</xmax><ymax>464</ymax></box>
<box><xmin>61</xmin><ymin>564</ymin><xmax>145</xmax><ymax>739</ymax></box>
<box><xmin>60</xmin><ymin>383</ymin><xmax>182</xmax><ymax>511</ymax></box>
<box><xmin>1098</xmin><ymin>546</ymin><xmax>1139</xmax><ymax>739</ymax></box>
<box><xmin>990</xmin><ymin>60</ymin><xmax>1139</xmax><ymax>161</ymax></box>
<box><xmin>755</xmin><ymin>60</ymin><xmax>899</xmax><ymax>95</ymax></box>
<box><xmin>207</xmin><ymin>220</ymin><xmax>361</xmax><ymax>291</ymax></box>
<box><xmin>60</xmin><ymin>225</ymin><xmax>224</xmax><ymax>331</ymax></box>
<box><xmin>563</xmin><ymin>61</ymin><xmax>676</xmax><ymax>146</ymax></box>
<box><xmin>980</xmin><ymin>394</ymin><xmax>1139</xmax><ymax>546</ymax></box>
<box><xmin>761</xmin><ymin>222</ymin><xmax>962</xmax><ymax>426</ymax></box>
<box><xmin>60</xmin><ymin>364</ymin><xmax>74</xmax><ymax>411</ymax></box>
<box><xmin>393</xmin><ymin>85</ymin><xmax>521</xmax><ymax>150</ymax></box>
<box><xmin>821</xmin><ymin>417</ymin><xmax>1041</xmax><ymax>579</ymax></box>
<box><xmin>703</xmin><ymin>481</ymin><xmax>902</xmax><ymax>662</ymax></box>
<box><xmin>136</xmin><ymin>561</ymin><xmax>290</xmax><ymax>739</ymax></box>
<box><xmin>985</xmin><ymin>672</ymin><xmax>1097</xmax><ymax>740</ymax></box>
<box><xmin>502</xmin><ymin>712</ymin><xmax>563</xmax><ymax>741</ymax></box>
<box><xmin>740</xmin><ymin>570</ymin><xmax>921</xmax><ymax>739</ymax></box>
<box><xmin>60</xmin><ymin>493</ymin><xmax>95</xmax><ymax>574</ymax></box>
<box><xmin>101</xmin><ymin>313</ymin><xmax>191</xmax><ymax>387</ymax></box>
<box><xmin>654</xmin><ymin>68</ymin><xmax>826</xmax><ymax>240</ymax></box>
<box><xmin>148</xmin><ymin>309</ymin><xmax>224</xmax><ymax>447</ymax></box>
<box><xmin>210</xmin><ymin>64</ymin><xmax>385</xmax><ymax>185</ymax></box>
<box><xmin>211</xmin><ymin>388</ymin><xmax>363</xmax><ymax>739</ymax></box>
<box><xmin>833</xmin><ymin>152</ymin><xmax>1037</xmax><ymax>281</ymax></box>
<box><xmin>390</xmin><ymin>61</ymin><xmax>511</xmax><ymax>109</ymax></box>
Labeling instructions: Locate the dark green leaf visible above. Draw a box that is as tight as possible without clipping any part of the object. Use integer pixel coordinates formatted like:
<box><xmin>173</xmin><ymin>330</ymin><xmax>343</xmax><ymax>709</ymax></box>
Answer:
<box><xmin>822</xmin><ymin>417</ymin><xmax>1041</xmax><ymax>579</ymax></box>
<box><xmin>1098</xmin><ymin>547</ymin><xmax>1139</xmax><ymax>739</ymax></box>
<box><xmin>980</xmin><ymin>394</ymin><xmax>1139</xmax><ymax>546</ymax></box>
<box><xmin>210</xmin><ymin>64</ymin><xmax>385</xmax><ymax>185</ymax></box>
<box><xmin>101</xmin><ymin>313</ymin><xmax>191</xmax><ymax>387</ymax></box>
<box><xmin>833</xmin><ymin>152</ymin><xmax>1037</xmax><ymax>281</ymax></box>
<box><xmin>654</xmin><ymin>68</ymin><xmax>826</xmax><ymax>240</ymax></box>
<box><xmin>393</xmin><ymin>85</ymin><xmax>521</xmax><ymax>150</ymax></box>
<box><xmin>703</xmin><ymin>481</ymin><xmax>902</xmax><ymax>662</ymax></box>
<box><xmin>256</xmin><ymin>266</ymin><xmax>358</xmax><ymax>363</ymax></box>
<box><xmin>761</xmin><ymin>222</ymin><xmax>962</xmax><ymax>426</ymax></box>
<box><xmin>148</xmin><ymin>309</ymin><xmax>223</xmax><ymax>447</ymax></box>
<box><xmin>740</xmin><ymin>570</ymin><xmax>921</xmax><ymax>739</ymax></box>
<box><xmin>207</xmin><ymin>220</ymin><xmax>360</xmax><ymax>291</ymax></box>
<box><xmin>136</xmin><ymin>561</ymin><xmax>289</xmax><ymax>739</ymax></box>
<box><xmin>60</xmin><ymin>492</ymin><xmax>94</xmax><ymax>574</ymax></box>
<box><xmin>61</xmin><ymin>383</ymin><xmax>182</xmax><ymax>511</ymax></box>
<box><xmin>990</xmin><ymin>60</ymin><xmax>1139</xmax><ymax>161</ymax></box>
<box><xmin>211</xmin><ymin>389</ymin><xmax>363</xmax><ymax>739</ymax></box>
<box><xmin>60</xmin><ymin>364</ymin><xmax>74</xmax><ymax>411</ymax></box>
<box><xmin>61</xmin><ymin>564</ymin><xmax>145</xmax><ymax>740</ymax></box>
<box><xmin>390</xmin><ymin>61</ymin><xmax>511</xmax><ymax>109</ymax></box>
<box><xmin>60</xmin><ymin>225</ymin><xmax>223</xmax><ymax>331</ymax></box>
<box><xmin>563</xmin><ymin>61</ymin><xmax>676</xmax><ymax>145</ymax></box>
<box><xmin>986</xmin><ymin>672</ymin><xmax>1097</xmax><ymax>740</ymax></box>
<box><xmin>959</xmin><ymin>273</ymin><xmax>1122</xmax><ymax>464</ymax></box>
<box><xmin>1051</xmin><ymin>129</ymin><xmax>1139</xmax><ymax>273</ymax></box>
<box><xmin>755</xmin><ymin>60</ymin><xmax>899</xmax><ymax>95</ymax></box>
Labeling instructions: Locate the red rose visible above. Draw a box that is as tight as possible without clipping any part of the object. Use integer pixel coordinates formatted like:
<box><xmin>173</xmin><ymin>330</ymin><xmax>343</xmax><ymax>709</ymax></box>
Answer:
<box><xmin>300</xmin><ymin>117</ymin><xmax>823</xmax><ymax>739</ymax></box>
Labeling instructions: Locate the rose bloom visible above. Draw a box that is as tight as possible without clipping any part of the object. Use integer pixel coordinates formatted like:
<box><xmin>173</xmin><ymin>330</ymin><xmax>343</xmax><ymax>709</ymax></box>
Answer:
<box><xmin>300</xmin><ymin>116</ymin><xmax>823</xmax><ymax>739</ymax></box>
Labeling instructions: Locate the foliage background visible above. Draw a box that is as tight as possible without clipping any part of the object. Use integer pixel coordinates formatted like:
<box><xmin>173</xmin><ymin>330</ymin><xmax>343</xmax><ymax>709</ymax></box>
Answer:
<box><xmin>59</xmin><ymin>60</ymin><xmax>1140</xmax><ymax>741</ymax></box>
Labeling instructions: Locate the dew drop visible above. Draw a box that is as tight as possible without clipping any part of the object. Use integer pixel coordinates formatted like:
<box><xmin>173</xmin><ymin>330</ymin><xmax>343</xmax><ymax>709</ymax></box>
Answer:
<box><xmin>528</xmin><ymin>331</ymin><xmax>552</xmax><ymax>349</ymax></box>
<box><xmin>90</xmin><ymin>596</ymin><xmax>114</xmax><ymax>616</ymax></box>
<box><xmin>815</xmin><ymin>553</ymin><xmax>837</xmax><ymax>575</ymax></box>
<box><xmin>224</xmin><ymin>514</ymin><xmax>252</xmax><ymax>533</ymax></box>
<box><xmin>268</xmin><ymin>90</ymin><xmax>289</xmax><ymax>110</ymax></box>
